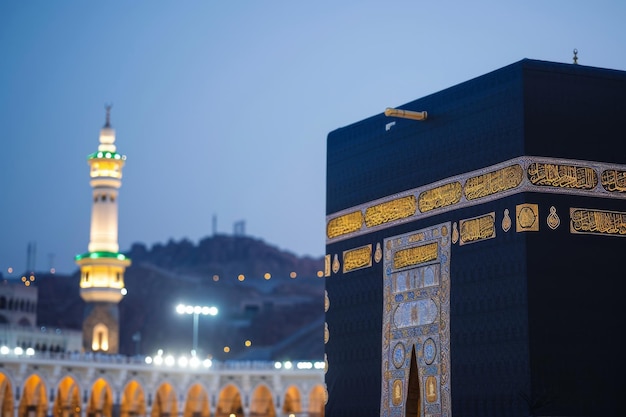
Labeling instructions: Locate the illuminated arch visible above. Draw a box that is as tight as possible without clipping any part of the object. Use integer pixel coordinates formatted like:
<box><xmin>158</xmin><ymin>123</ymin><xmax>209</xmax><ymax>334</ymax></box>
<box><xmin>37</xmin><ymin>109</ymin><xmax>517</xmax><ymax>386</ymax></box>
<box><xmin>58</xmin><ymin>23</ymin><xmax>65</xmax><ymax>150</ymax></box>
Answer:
<box><xmin>308</xmin><ymin>385</ymin><xmax>325</xmax><ymax>417</ymax></box>
<box><xmin>54</xmin><ymin>376</ymin><xmax>81</xmax><ymax>417</ymax></box>
<box><xmin>249</xmin><ymin>384</ymin><xmax>275</xmax><ymax>417</ymax></box>
<box><xmin>215</xmin><ymin>384</ymin><xmax>243</xmax><ymax>417</ymax></box>
<box><xmin>87</xmin><ymin>378</ymin><xmax>113</xmax><ymax>417</ymax></box>
<box><xmin>120</xmin><ymin>380</ymin><xmax>146</xmax><ymax>417</ymax></box>
<box><xmin>151</xmin><ymin>383</ymin><xmax>177</xmax><ymax>417</ymax></box>
<box><xmin>18</xmin><ymin>374</ymin><xmax>47</xmax><ymax>417</ymax></box>
<box><xmin>183</xmin><ymin>384</ymin><xmax>209</xmax><ymax>417</ymax></box>
<box><xmin>0</xmin><ymin>372</ymin><xmax>15</xmax><ymax>417</ymax></box>
<box><xmin>92</xmin><ymin>323</ymin><xmax>110</xmax><ymax>352</ymax></box>
<box><xmin>281</xmin><ymin>385</ymin><xmax>301</xmax><ymax>416</ymax></box>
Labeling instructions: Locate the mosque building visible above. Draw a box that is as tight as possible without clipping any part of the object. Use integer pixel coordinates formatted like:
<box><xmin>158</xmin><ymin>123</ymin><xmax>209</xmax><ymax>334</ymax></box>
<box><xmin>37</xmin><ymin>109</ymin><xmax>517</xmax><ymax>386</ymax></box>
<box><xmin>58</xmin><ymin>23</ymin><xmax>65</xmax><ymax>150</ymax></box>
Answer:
<box><xmin>324</xmin><ymin>57</ymin><xmax>626</xmax><ymax>416</ymax></box>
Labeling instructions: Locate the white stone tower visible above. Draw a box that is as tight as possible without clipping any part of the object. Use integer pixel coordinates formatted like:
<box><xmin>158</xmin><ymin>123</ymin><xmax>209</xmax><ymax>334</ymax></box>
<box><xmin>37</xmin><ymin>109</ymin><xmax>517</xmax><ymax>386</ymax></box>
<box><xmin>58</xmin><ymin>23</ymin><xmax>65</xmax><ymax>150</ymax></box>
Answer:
<box><xmin>75</xmin><ymin>106</ymin><xmax>130</xmax><ymax>354</ymax></box>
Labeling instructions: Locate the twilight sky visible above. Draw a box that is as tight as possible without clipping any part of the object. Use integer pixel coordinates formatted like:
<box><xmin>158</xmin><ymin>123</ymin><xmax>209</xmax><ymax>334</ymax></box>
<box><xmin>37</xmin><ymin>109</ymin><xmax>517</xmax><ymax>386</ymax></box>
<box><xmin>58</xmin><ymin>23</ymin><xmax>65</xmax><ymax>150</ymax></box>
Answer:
<box><xmin>1</xmin><ymin>1</ymin><xmax>625</xmax><ymax>275</ymax></box>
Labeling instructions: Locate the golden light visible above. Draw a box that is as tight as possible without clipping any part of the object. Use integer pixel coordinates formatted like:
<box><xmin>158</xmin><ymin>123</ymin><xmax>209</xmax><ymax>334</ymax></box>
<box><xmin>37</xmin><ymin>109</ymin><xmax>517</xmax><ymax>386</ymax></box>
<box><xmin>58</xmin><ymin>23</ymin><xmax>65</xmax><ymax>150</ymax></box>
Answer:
<box><xmin>21</xmin><ymin>276</ymin><xmax>26</xmax><ymax>282</ymax></box>
<box><xmin>290</xmin><ymin>271</ymin><xmax>297</xmax><ymax>279</ymax></box>
<box><xmin>244</xmin><ymin>340</ymin><xmax>252</xmax><ymax>347</ymax></box>
<box><xmin>238</xmin><ymin>274</ymin><xmax>245</xmax><ymax>282</ymax></box>
<box><xmin>25</xmin><ymin>281</ymin><xmax>30</xmax><ymax>287</ymax></box>
<box><xmin>212</xmin><ymin>275</ymin><xmax>219</xmax><ymax>282</ymax></box>
<box><xmin>92</xmin><ymin>324</ymin><xmax>109</xmax><ymax>351</ymax></box>
<box><xmin>264</xmin><ymin>272</ymin><xmax>271</xmax><ymax>280</ymax></box>
<box><xmin>223</xmin><ymin>346</ymin><xmax>230</xmax><ymax>353</ymax></box>
<box><xmin>317</xmin><ymin>270</ymin><xmax>324</xmax><ymax>277</ymax></box>
<box><xmin>29</xmin><ymin>275</ymin><xmax>35</xmax><ymax>281</ymax></box>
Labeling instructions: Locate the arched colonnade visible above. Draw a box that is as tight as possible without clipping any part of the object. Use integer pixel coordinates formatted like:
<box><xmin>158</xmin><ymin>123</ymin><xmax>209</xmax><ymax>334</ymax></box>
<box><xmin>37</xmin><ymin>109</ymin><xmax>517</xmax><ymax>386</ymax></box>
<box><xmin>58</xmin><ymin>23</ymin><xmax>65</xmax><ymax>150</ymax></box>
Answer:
<box><xmin>0</xmin><ymin>371</ymin><xmax>325</xmax><ymax>417</ymax></box>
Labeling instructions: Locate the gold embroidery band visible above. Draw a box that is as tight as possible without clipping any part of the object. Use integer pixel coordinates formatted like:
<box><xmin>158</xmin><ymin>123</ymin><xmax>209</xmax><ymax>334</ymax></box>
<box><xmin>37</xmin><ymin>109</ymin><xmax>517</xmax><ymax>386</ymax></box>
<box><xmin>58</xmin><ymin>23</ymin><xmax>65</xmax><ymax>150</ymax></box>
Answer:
<box><xmin>326</xmin><ymin>157</ymin><xmax>626</xmax><ymax>244</ymax></box>
<box><xmin>459</xmin><ymin>213</ymin><xmax>496</xmax><ymax>245</ymax></box>
<box><xmin>393</xmin><ymin>242</ymin><xmax>438</xmax><ymax>270</ymax></box>
<box><xmin>528</xmin><ymin>162</ymin><xmax>597</xmax><ymax>189</ymax></box>
<box><xmin>570</xmin><ymin>208</ymin><xmax>626</xmax><ymax>236</ymax></box>
<box><xmin>365</xmin><ymin>195</ymin><xmax>416</xmax><ymax>227</ymax></box>
<box><xmin>343</xmin><ymin>245</ymin><xmax>373</xmax><ymax>273</ymax></box>
<box><xmin>327</xmin><ymin>210</ymin><xmax>363</xmax><ymax>239</ymax></box>
<box><xmin>464</xmin><ymin>164</ymin><xmax>523</xmax><ymax>200</ymax></box>
<box><xmin>418</xmin><ymin>182</ymin><xmax>462</xmax><ymax>212</ymax></box>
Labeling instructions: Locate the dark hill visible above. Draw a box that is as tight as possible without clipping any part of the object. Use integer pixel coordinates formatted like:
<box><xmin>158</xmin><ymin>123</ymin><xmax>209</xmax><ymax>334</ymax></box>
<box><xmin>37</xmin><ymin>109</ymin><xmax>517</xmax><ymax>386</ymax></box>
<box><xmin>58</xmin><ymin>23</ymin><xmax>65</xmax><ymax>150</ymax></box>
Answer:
<box><xmin>36</xmin><ymin>234</ymin><xmax>325</xmax><ymax>361</ymax></box>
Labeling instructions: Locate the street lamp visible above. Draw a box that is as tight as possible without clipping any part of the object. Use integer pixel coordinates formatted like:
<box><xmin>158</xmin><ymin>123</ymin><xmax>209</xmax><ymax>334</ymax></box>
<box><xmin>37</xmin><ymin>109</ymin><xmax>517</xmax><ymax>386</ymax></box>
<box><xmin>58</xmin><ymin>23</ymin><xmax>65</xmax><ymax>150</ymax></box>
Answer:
<box><xmin>175</xmin><ymin>304</ymin><xmax>218</xmax><ymax>355</ymax></box>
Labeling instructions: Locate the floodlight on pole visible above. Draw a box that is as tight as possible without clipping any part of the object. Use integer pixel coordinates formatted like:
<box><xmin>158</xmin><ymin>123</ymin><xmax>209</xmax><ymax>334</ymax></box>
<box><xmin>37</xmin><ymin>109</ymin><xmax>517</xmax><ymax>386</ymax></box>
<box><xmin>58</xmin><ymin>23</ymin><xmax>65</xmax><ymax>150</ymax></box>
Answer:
<box><xmin>175</xmin><ymin>303</ymin><xmax>218</xmax><ymax>354</ymax></box>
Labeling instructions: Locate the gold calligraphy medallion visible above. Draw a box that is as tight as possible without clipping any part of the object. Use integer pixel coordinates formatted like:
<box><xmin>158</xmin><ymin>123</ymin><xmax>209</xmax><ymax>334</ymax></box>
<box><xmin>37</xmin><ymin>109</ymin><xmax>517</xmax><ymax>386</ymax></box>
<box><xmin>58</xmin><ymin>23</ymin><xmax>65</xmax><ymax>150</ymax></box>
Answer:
<box><xmin>547</xmin><ymin>206</ymin><xmax>560</xmax><ymax>230</ymax></box>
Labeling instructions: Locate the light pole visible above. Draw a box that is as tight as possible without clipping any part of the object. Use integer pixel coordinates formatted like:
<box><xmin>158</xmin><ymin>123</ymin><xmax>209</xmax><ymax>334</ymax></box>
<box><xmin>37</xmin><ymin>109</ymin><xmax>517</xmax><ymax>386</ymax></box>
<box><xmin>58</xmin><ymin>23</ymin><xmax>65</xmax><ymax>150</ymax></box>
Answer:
<box><xmin>175</xmin><ymin>304</ymin><xmax>218</xmax><ymax>355</ymax></box>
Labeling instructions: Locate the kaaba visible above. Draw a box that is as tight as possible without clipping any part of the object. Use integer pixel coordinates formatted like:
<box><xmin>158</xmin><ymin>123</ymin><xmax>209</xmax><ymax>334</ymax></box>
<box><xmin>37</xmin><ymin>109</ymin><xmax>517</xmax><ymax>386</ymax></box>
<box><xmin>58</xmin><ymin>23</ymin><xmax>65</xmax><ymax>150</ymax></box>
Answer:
<box><xmin>324</xmin><ymin>59</ymin><xmax>626</xmax><ymax>417</ymax></box>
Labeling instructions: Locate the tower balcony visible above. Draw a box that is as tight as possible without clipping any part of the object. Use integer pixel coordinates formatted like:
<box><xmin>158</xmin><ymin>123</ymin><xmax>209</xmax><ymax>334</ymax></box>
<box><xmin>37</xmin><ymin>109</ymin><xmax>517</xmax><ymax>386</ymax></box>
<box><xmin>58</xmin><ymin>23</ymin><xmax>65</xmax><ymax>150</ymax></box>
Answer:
<box><xmin>88</xmin><ymin>151</ymin><xmax>126</xmax><ymax>181</ymax></box>
<box><xmin>76</xmin><ymin>251</ymin><xmax>131</xmax><ymax>304</ymax></box>
<box><xmin>80</xmin><ymin>287</ymin><xmax>125</xmax><ymax>303</ymax></box>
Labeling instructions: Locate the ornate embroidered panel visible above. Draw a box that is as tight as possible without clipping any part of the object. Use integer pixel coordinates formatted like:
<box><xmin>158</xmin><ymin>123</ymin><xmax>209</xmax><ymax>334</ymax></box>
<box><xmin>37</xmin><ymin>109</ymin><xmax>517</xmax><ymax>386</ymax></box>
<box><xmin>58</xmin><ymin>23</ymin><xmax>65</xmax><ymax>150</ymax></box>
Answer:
<box><xmin>381</xmin><ymin>222</ymin><xmax>452</xmax><ymax>417</ymax></box>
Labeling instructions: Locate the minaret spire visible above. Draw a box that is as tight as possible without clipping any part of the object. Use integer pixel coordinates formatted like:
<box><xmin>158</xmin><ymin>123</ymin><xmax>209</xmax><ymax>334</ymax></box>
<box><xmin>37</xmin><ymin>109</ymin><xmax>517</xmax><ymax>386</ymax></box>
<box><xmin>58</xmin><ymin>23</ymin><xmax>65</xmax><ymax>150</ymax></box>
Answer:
<box><xmin>104</xmin><ymin>103</ymin><xmax>112</xmax><ymax>128</ymax></box>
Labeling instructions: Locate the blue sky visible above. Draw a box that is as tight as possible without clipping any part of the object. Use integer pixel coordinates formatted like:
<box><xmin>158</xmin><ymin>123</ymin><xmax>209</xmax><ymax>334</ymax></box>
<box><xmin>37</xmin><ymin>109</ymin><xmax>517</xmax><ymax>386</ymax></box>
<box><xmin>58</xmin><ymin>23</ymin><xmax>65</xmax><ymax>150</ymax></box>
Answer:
<box><xmin>2</xmin><ymin>1</ymin><xmax>625</xmax><ymax>275</ymax></box>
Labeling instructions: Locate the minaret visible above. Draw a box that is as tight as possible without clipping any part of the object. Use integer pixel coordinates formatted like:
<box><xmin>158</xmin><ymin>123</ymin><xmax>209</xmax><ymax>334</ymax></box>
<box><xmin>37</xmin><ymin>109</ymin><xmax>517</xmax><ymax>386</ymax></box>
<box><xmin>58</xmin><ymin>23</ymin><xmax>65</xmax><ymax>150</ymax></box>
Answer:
<box><xmin>75</xmin><ymin>105</ymin><xmax>131</xmax><ymax>354</ymax></box>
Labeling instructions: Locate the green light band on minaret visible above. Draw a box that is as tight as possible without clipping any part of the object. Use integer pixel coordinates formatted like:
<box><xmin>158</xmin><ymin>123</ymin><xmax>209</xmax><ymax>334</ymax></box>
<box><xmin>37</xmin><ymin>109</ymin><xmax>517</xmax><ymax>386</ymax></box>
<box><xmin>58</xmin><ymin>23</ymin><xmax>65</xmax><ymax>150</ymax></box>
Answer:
<box><xmin>75</xmin><ymin>251</ymin><xmax>130</xmax><ymax>261</ymax></box>
<box><xmin>87</xmin><ymin>151</ymin><xmax>126</xmax><ymax>160</ymax></box>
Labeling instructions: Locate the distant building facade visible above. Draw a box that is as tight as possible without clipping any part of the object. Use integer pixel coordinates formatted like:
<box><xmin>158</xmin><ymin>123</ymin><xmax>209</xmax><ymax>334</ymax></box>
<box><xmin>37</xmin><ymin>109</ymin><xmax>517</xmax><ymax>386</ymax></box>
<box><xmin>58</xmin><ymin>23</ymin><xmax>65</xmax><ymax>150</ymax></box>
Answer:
<box><xmin>324</xmin><ymin>59</ymin><xmax>626</xmax><ymax>416</ymax></box>
<box><xmin>0</xmin><ymin>280</ymin><xmax>82</xmax><ymax>352</ymax></box>
<box><xmin>0</xmin><ymin>280</ymin><xmax>37</xmax><ymax>327</ymax></box>
<box><xmin>75</xmin><ymin>107</ymin><xmax>131</xmax><ymax>354</ymax></box>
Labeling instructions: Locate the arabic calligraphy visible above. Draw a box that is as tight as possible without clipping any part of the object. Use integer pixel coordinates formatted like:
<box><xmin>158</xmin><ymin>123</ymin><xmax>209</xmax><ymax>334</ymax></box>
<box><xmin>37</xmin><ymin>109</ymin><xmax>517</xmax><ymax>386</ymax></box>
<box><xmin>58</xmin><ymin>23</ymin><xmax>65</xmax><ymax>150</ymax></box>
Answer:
<box><xmin>570</xmin><ymin>208</ymin><xmax>626</xmax><ymax>236</ymax></box>
<box><xmin>327</xmin><ymin>210</ymin><xmax>363</xmax><ymax>239</ymax></box>
<box><xmin>418</xmin><ymin>182</ymin><xmax>462</xmax><ymax>212</ymax></box>
<box><xmin>365</xmin><ymin>195</ymin><xmax>417</xmax><ymax>227</ymax></box>
<box><xmin>343</xmin><ymin>245</ymin><xmax>372</xmax><ymax>273</ymax></box>
<box><xmin>393</xmin><ymin>242</ymin><xmax>438</xmax><ymax>270</ymax></box>
<box><xmin>459</xmin><ymin>213</ymin><xmax>496</xmax><ymax>245</ymax></box>
<box><xmin>464</xmin><ymin>164</ymin><xmax>523</xmax><ymax>200</ymax></box>
<box><xmin>601</xmin><ymin>169</ymin><xmax>626</xmax><ymax>193</ymax></box>
<box><xmin>527</xmin><ymin>162</ymin><xmax>598</xmax><ymax>189</ymax></box>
